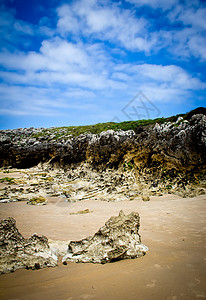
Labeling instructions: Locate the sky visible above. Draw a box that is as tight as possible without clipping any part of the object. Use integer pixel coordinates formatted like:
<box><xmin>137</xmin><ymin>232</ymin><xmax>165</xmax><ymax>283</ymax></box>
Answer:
<box><xmin>0</xmin><ymin>0</ymin><xmax>205</xmax><ymax>129</ymax></box>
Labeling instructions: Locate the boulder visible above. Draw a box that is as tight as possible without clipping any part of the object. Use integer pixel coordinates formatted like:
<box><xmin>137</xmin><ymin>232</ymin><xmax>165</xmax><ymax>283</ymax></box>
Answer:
<box><xmin>63</xmin><ymin>210</ymin><xmax>148</xmax><ymax>264</ymax></box>
<box><xmin>0</xmin><ymin>217</ymin><xmax>57</xmax><ymax>274</ymax></box>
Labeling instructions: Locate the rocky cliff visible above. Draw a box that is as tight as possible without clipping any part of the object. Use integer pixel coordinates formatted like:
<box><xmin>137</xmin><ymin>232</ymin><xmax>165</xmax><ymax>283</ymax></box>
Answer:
<box><xmin>0</xmin><ymin>109</ymin><xmax>206</xmax><ymax>196</ymax></box>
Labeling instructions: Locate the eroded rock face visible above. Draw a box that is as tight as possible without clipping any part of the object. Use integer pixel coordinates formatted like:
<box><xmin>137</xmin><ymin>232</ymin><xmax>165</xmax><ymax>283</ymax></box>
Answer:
<box><xmin>0</xmin><ymin>112</ymin><xmax>205</xmax><ymax>198</ymax></box>
<box><xmin>0</xmin><ymin>217</ymin><xmax>57</xmax><ymax>274</ymax></box>
<box><xmin>63</xmin><ymin>210</ymin><xmax>148</xmax><ymax>264</ymax></box>
<box><xmin>0</xmin><ymin>113</ymin><xmax>205</xmax><ymax>176</ymax></box>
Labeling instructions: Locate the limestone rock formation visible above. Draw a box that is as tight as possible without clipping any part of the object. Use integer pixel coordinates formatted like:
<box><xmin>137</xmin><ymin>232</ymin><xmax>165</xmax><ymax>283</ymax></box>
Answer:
<box><xmin>0</xmin><ymin>111</ymin><xmax>205</xmax><ymax>177</ymax></box>
<box><xmin>0</xmin><ymin>109</ymin><xmax>205</xmax><ymax>197</ymax></box>
<box><xmin>0</xmin><ymin>217</ymin><xmax>57</xmax><ymax>274</ymax></box>
<box><xmin>63</xmin><ymin>210</ymin><xmax>148</xmax><ymax>264</ymax></box>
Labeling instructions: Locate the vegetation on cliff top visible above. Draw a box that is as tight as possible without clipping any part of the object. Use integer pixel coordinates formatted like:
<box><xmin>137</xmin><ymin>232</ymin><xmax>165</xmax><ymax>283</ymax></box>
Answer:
<box><xmin>30</xmin><ymin>107</ymin><xmax>206</xmax><ymax>139</ymax></box>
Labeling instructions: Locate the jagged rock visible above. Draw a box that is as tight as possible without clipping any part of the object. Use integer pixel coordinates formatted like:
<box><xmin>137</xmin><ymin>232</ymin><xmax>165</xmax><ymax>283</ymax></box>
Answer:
<box><xmin>0</xmin><ymin>217</ymin><xmax>57</xmax><ymax>274</ymax></box>
<box><xmin>0</xmin><ymin>111</ymin><xmax>205</xmax><ymax>198</ymax></box>
<box><xmin>63</xmin><ymin>210</ymin><xmax>148</xmax><ymax>264</ymax></box>
<box><xmin>0</xmin><ymin>113</ymin><xmax>205</xmax><ymax>175</ymax></box>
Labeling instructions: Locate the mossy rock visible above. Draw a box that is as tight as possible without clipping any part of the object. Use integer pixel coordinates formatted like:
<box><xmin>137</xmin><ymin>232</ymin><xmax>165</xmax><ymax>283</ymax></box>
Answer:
<box><xmin>27</xmin><ymin>196</ymin><xmax>47</xmax><ymax>206</ymax></box>
<box><xmin>142</xmin><ymin>195</ymin><xmax>150</xmax><ymax>201</ymax></box>
<box><xmin>196</xmin><ymin>188</ymin><xmax>205</xmax><ymax>195</ymax></box>
<box><xmin>0</xmin><ymin>177</ymin><xmax>15</xmax><ymax>184</ymax></box>
<box><xmin>70</xmin><ymin>209</ymin><xmax>92</xmax><ymax>215</ymax></box>
<box><xmin>41</xmin><ymin>176</ymin><xmax>53</xmax><ymax>182</ymax></box>
<box><xmin>35</xmin><ymin>173</ymin><xmax>48</xmax><ymax>177</ymax></box>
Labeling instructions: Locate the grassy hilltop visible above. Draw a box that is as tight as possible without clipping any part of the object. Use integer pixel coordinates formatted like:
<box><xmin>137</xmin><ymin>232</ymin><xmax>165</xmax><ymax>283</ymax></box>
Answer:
<box><xmin>31</xmin><ymin>107</ymin><xmax>206</xmax><ymax>139</ymax></box>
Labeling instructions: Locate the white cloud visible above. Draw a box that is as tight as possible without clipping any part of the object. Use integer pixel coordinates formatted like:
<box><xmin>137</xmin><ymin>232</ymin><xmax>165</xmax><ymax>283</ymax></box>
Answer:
<box><xmin>138</xmin><ymin>85</ymin><xmax>188</xmax><ymax>104</ymax></box>
<box><xmin>166</xmin><ymin>4</ymin><xmax>206</xmax><ymax>61</ymax></box>
<box><xmin>55</xmin><ymin>0</ymin><xmax>205</xmax><ymax>59</ymax></box>
<box><xmin>112</xmin><ymin>63</ymin><xmax>206</xmax><ymax>102</ymax></box>
<box><xmin>40</xmin><ymin>38</ymin><xmax>90</xmax><ymax>69</ymax></box>
<box><xmin>112</xmin><ymin>72</ymin><xmax>132</xmax><ymax>82</ymax></box>
<box><xmin>178</xmin><ymin>7</ymin><xmax>206</xmax><ymax>29</ymax></box>
<box><xmin>125</xmin><ymin>0</ymin><xmax>178</xmax><ymax>10</ymax></box>
<box><xmin>0</xmin><ymin>32</ymin><xmax>128</xmax><ymax>104</ymax></box>
<box><xmin>0</xmin><ymin>37</ymin><xmax>91</xmax><ymax>72</ymax></box>
<box><xmin>0</xmin><ymin>83</ymin><xmax>97</xmax><ymax>116</ymax></box>
<box><xmin>134</xmin><ymin>64</ymin><xmax>179</xmax><ymax>81</ymax></box>
<box><xmin>57</xmin><ymin>4</ymin><xmax>80</xmax><ymax>35</ymax></box>
<box><xmin>188</xmin><ymin>35</ymin><xmax>206</xmax><ymax>61</ymax></box>
<box><xmin>130</xmin><ymin>64</ymin><xmax>205</xmax><ymax>90</ymax></box>
<box><xmin>0</xmin><ymin>59</ymin><xmax>205</xmax><ymax>118</ymax></box>
<box><xmin>56</xmin><ymin>1</ymin><xmax>152</xmax><ymax>53</ymax></box>
<box><xmin>0</xmin><ymin>84</ymin><xmax>65</xmax><ymax>116</ymax></box>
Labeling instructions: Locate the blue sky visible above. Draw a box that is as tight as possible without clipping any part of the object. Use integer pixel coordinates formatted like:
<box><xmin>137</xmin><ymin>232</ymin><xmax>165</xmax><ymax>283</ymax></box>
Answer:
<box><xmin>0</xmin><ymin>0</ymin><xmax>205</xmax><ymax>129</ymax></box>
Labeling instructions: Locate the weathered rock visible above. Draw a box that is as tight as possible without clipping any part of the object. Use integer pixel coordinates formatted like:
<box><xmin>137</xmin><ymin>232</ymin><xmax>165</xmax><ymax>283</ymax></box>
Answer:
<box><xmin>70</xmin><ymin>209</ymin><xmax>92</xmax><ymax>215</ymax></box>
<box><xmin>0</xmin><ymin>112</ymin><xmax>205</xmax><ymax>176</ymax></box>
<box><xmin>63</xmin><ymin>210</ymin><xmax>148</xmax><ymax>264</ymax></box>
<box><xmin>0</xmin><ymin>217</ymin><xmax>57</xmax><ymax>274</ymax></box>
<box><xmin>0</xmin><ymin>111</ymin><xmax>205</xmax><ymax>198</ymax></box>
<box><xmin>142</xmin><ymin>195</ymin><xmax>150</xmax><ymax>201</ymax></box>
<box><xmin>27</xmin><ymin>196</ymin><xmax>47</xmax><ymax>205</ymax></box>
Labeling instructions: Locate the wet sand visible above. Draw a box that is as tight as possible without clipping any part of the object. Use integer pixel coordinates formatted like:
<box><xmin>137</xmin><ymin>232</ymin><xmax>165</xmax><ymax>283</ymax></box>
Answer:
<box><xmin>0</xmin><ymin>192</ymin><xmax>206</xmax><ymax>299</ymax></box>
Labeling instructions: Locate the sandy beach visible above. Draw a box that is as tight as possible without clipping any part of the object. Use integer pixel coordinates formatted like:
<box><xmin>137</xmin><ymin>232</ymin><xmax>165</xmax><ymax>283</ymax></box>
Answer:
<box><xmin>0</xmin><ymin>184</ymin><xmax>205</xmax><ymax>300</ymax></box>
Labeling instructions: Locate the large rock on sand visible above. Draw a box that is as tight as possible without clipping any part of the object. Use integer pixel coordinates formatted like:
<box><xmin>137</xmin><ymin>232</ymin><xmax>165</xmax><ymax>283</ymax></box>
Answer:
<box><xmin>63</xmin><ymin>210</ymin><xmax>148</xmax><ymax>264</ymax></box>
<box><xmin>0</xmin><ymin>217</ymin><xmax>57</xmax><ymax>274</ymax></box>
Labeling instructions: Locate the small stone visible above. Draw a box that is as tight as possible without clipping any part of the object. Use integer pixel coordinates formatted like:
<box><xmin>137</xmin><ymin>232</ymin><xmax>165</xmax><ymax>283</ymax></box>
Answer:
<box><xmin>34</xmin><ymin>263</ymin><xmax>40</xmax><ymax>270</ymax></box>
<box><xmin>142</xmin><ymin>195</ymin><xmax>150</xmax><ymax>201</ymax></box>
<box><xmin>70</xmin><ymin>209</ymin><xmax>92</xmax><ymax>215</ymax></box>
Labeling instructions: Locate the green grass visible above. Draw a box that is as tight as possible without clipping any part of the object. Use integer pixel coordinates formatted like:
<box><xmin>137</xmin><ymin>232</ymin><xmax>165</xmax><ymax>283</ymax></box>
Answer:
<box><xmin>31</xmin><ymin>112</ymin><xmax>188</xmax><ymax>140</ymax></box>
<box><xmin>124</xmin><ymin>160</ymin><xmax>134</xmax><ymax>171</ymax></box>
<box><xmin>30</xmin><ymin>117</ymin><xmax>168</xmax><ymax>140</ymax></box>
<box><xmin>57</xmin><ymin>117</ymin><xmax>168</xmax><ymax>136</ymax></box>
<box><xmin>0</xmin><ymin>177</ymin><xmax>15</xmax><ymax>184</ymax></box>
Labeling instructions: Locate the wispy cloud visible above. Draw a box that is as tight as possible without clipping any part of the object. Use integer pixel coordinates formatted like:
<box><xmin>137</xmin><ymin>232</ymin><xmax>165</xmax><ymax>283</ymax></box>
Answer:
<box><xmin>125</xmin><ymin>0</ymin><xmax>179</xmax><ymax>10</ymax></box>
<box><xmin>57</xmin><ymin>1</ymin><xmax>153</xmax><ymax>53</ymax></box>
<box><xmin>0</xmin><ymin>0</ymin><xmax>205</xmax><ymax>125</ymax></box>
<box><xmin>166</xmin><ymin>3</ymin><xmax>206</xmax><ymax>61</ymax></box>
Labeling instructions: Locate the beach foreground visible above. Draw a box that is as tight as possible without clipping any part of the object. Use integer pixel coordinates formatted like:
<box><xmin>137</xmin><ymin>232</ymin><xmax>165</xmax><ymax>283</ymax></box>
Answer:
<box><xmin>0</xmin><ymin>189</ymin><xmax>205</xmax><ymax>299</ymax></box>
